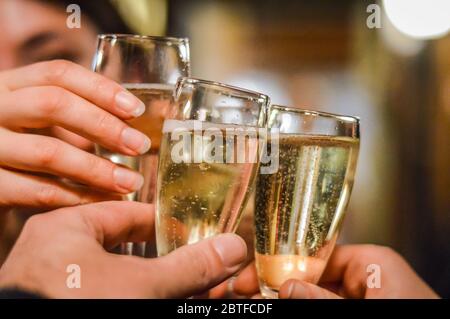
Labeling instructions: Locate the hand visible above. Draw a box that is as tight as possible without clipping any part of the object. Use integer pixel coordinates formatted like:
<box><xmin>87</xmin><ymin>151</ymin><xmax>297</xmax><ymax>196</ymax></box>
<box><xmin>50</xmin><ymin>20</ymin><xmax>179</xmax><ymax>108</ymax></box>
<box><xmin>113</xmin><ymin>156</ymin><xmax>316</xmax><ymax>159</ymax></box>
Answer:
<box><xmin>0</xmin><ymin>201</ymin><xmax>247</xmax><ymax>298</ymax></box>
<box><xmin>233</xmin><ymin>245</ymin><xmax>439</xmax><ymax>299</ymax></box>
<box><xmin>205</xmin><ymin>212</ymin><xmax>256</xmax><ymax>299</ymax></box>
<box><xmin>0</xmin><ymin>60</ymin><xmax>151</xmax><ymax>211</ymax></box>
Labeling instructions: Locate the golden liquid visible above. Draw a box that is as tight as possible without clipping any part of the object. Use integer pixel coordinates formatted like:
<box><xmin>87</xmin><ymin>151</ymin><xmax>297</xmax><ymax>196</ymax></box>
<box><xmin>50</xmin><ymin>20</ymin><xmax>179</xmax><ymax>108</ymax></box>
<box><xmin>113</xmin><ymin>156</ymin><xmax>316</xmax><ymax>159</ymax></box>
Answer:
<box><xmin>125</xmin><ymin>83</ymin><xmax>175</xmax><ymax>151</ymax></box>
<box><xmin>96</xmin><ymin>83</ymin><xmax>175</xmax><ymax>202</ymax></box>
<box><xmin>156</xmin><ymin>120</ymin><xmax>259</xmax><ymax>256</ymax></box>
<box><xmin>255</xmin><ymin>134</ymin><xmax>359</xmax><ymax>298</ymax></box>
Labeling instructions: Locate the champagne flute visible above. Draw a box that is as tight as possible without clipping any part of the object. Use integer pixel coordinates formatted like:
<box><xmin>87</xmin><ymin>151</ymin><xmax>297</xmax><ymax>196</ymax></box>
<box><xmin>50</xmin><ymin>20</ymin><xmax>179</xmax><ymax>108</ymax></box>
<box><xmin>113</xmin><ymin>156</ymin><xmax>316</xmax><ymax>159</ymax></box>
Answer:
<box><xmin>255</xmin><ymin>105</ymin><xmax>360</xmax><ymax>298</ymax></box>
<box><xmin>155</xmin><ymin>77</ymin><xmax>270</xmax><ymax>256</ymax></box>
<box><xmin>92</xmin><ymin>34</ymin><xmax>190</xmax><ymax>256</ymax></box>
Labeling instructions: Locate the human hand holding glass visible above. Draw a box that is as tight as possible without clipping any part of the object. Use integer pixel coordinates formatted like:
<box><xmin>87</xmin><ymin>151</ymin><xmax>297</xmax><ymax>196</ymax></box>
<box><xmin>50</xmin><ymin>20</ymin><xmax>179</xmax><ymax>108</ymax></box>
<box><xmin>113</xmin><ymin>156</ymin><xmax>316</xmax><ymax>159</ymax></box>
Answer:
<box><xmin>233</xmin><ymin>245</ymin><xmax>439</xmax><ymax>299</ymax></box>
<box><xmin>0</xmin><ymin>201</ymin><xmax>247</xmax><ymax>298</ymax></box>
<box><xmin>0</xmin><ymin>60</ymin><xmax>148</xmax><ymax>215</ymax></box>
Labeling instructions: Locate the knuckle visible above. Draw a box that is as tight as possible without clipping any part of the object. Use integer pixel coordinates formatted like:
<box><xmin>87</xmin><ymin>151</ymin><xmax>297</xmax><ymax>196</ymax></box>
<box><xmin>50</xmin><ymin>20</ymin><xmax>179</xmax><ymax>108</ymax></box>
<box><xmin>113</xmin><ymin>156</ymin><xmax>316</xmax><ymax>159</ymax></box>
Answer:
<box><xmin>303</xmin><ymin>284</ymin><xmax>315</xmax><ymax>299</ymax></box>
<box><xmin>95</xmin><ymin>112</ymin><xmax>123</xmax><ymax>142</ymax></box>
<box><xmin>374</xmin><ymin>245</ymin><xmax>400</xmax><ymax>259</ymax></box>
<box><xmin>35</xmin><ymin>86</ymin><xmax>67</xmax><ymax>116</ymax></box>
<box><xmin>356</xmin><ymin>244</ymin><xmax>402</xmax><ymax>266</ymax></box>
<box><xmin>34</xmin><ymin>138</ymin><xmax>61</xmax><ymax>167</ymax></box>
<box><xmin>44</xmin><ymin>59</ymin><xmax>73</xmax><ymax>82</ymax></box>
<box><xmin>35</xmin><ymin>185</ymin><xmax>60</xmax><ymax>206</ymax></box>
<box><xmin>85</xmin><ymin>154</ymin><xmax>102</xmax><ymax>171</ymax></box>
<box><xmin>95</xmin><ymin>111</ymin><xmax>116</xmax><ymax>134</ymax></box>
<box><xmin>85</xmin><ymin>155</ymin><xmax>112</xmax><ymax>182</ymax></box>
<box><xmin>91</xmin><ymin>76</ymin><xmax>112</xmax><ymax>99</ymax></box>
<box><xmin>24</xmin><ymin>213</ymin><xmax>50</xmax><ymax>235</ymax></box>
<box><xmin>364</xmin><ymin>244</ymin><xmax>397</xmax><ymax>258</ymax></box>
<box><xmin>184</xmin><ymin>248</ymin><xmax>214</xmax><ymax>287</ymax></box>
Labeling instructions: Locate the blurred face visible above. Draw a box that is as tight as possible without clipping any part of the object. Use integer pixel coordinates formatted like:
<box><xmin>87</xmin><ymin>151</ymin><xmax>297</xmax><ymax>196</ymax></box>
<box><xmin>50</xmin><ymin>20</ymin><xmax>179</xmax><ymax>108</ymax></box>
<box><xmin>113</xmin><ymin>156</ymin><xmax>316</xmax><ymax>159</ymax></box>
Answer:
<box><xmin>0</xmin><ymin>0</ymin><xmax>98</xmax><ymax>71</ymax></box>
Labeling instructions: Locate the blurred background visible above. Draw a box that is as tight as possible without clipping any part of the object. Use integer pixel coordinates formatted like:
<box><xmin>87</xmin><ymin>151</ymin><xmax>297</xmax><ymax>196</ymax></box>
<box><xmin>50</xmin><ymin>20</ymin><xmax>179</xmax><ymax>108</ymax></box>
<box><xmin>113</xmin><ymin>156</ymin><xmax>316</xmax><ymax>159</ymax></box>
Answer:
<box><xmin>0</xmin><ymin>0</ymin><xmax>449</xmax><ymax>297</ymax></box>
<box><xmin>173</xmin><ymin>0</ymin><xmax>450</xmax><ymax>297</ymax></box>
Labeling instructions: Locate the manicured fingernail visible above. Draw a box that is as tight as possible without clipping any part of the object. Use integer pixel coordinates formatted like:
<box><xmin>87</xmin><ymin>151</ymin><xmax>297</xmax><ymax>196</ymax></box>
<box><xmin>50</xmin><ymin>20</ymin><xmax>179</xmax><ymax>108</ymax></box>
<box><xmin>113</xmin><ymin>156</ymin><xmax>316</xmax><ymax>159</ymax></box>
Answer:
<box><xmin>115</xmin><ymin>91</ymin><xmax>145</xmax><ymax>117</ymax></box>
<box><xmin>113</xmin><ymin>167</ymin><xmax>144</xmax><ymax>192</ymax></box>
<box><xmin>121</xmin><ymin>127</ymin><xmax>151</xmax><ymax>154</ymax></box>
<box><xmin>212</xmin><ymin>234</ymin><xmax>247</xmax><ymax>269</ymax></box>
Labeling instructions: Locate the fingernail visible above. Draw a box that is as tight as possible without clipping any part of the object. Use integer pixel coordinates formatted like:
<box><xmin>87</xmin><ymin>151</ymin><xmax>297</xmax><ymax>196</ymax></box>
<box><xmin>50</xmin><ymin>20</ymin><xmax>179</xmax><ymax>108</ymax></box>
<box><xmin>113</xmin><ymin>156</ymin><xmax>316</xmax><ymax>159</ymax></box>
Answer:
<box><xmin>285</xmin><ymin>281</ymin><xmax>296</xmax><ymax>299</ymax></box>
<box><xmin>212</xmin><ymin>234</ymin><xmax>247</xmax><ymax>269</ymax></box>
<box><xmin>115</xmin><ymin>91</ymin><xmax>145</xmax><ymax>117</ymax></box>
<box><xmin>121</xmin><ymin>127</ymin><xmax>151</xmax><ymax>154</ymax></box>
<box><xmin>285</xmin><ymin>280</ymin><xmax>304</xmax><ymax>299</ymax></box>
<box><xmin>113</xmin><ymin>167</ymin><xmax>144</xmax><ymax>192</ymax></box>
<box><xmin>228</xmin><ymin>276</ymin><xmax>236</xmax><ymax>292</ymax></box>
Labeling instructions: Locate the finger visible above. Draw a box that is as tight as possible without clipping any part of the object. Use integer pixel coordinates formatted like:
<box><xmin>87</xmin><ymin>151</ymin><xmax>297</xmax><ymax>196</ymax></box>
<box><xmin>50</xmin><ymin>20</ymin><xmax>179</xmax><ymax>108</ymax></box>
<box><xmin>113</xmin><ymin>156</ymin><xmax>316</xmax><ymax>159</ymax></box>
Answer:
<box><xmin>319</xmin><ymin>245</ymin><xmax>357</xmax><ymax>283</ymax></box>
<box><xmin>0</xmin><ymin>86</ymin><xmax>150</xmax><ymax>155</ymax></box>
<box><xmin>318</xmin><ymin>282</ymin><xmax>342</xmax><ymax>296</ymax></box>
<box><xmin>0</xmin><ymin>60</ymin><xmax>145</xmax><ymax>119</ymax></box>
<box><xmin>51</xmin><ymin>126</ymin><xmax>93</xmax><ymax>151</ymax></box>
<box><xmin>30</xmin><ymin>126</ymin><xmax>93</xmax><ymax>153</ymax></box>
<box><xmin>317</xmin><ymin>245</ymin><xmax>387</xmax><ymax>298</ymax></box>
<box><xmin>61</xmin><ymin>201</ymin><xmax>155</xmax><ymax>249</ymax></box>
<box><xmin>279</xmin><ymin>279</ymin><xmax>342</xmax><ymax>299</ymax></box>
<box><xmin>0</xmin><ymin>130</ymin><xmax>144</xmax><ymax>193</ymax></box>
<box><xmin>149</xmin><ymin>234</ymin><xmax>247</xmax><ymax>298</ymax></box>
<box><xmin>233</xmin><ymin>261</ymin><xmax>260</xmax><ymax>296</ymax></box>
<box><xmin>207</xmin><ymin>280</ymin><xmax>231</xmax><ymax>299</ymax></box>
<box><xmin>0</xmin><ymin>168</ymin><xmax>118</xmax><ymax>209</ymax></box>
<box><xmin>320</xmin><ymin>245</ymin><xmax>385</xmax><ymax>283</ymax></box>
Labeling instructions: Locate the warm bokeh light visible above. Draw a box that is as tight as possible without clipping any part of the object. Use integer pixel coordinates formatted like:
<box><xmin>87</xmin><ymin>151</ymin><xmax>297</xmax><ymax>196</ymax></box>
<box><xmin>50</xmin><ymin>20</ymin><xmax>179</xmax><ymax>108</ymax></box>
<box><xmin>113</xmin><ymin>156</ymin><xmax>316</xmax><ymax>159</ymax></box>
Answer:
<box><xmin>383</xmin><ymin>0</ymin><xmax>450</xmax><ymax>39</ymax></box>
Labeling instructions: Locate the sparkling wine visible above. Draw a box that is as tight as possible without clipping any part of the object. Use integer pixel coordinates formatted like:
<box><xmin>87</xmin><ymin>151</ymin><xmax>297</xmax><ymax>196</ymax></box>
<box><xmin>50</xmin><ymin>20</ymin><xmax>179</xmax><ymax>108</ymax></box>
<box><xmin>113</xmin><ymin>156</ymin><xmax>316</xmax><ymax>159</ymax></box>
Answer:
<box><xmin>96</xmin><ymin>83</ymin><xmax>175</xmax><ymax>202</ymax></box>
<box><xmin>255</xmin><ymin>134</ymin><xmax>359</xmax><ymax>298</ymax></box>
<box><xmin>156</xmin><ymin>119</ymin><xmax>259</xmax><ymax>256</ymax></box>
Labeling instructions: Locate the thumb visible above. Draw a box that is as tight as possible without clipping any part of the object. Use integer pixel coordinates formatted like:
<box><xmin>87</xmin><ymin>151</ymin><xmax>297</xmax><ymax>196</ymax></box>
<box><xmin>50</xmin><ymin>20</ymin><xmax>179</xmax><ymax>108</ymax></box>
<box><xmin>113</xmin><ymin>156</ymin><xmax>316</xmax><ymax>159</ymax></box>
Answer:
<box><xmin>279</xmin><ymin>279</ymin><xmax>342</xmax><ymax>299</ymax></box>
<box><xmin>150</xmin><ymin>234</ymin><xmax>247</xmax><ymax>298</ymax></box>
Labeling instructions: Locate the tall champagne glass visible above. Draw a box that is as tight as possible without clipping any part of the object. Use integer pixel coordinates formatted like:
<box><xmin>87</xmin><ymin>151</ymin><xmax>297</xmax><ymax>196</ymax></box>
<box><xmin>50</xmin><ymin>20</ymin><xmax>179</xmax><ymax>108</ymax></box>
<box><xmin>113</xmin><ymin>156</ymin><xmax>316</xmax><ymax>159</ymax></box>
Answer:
<box><xmin>155</xmin><ymin>77</ymin><xmax>270</xmax><ymax>256</ymax></box>
<box><xmin>255</xmin><ymin>105</ymin><xmax>360</xmax><ymax>298</ymax></box>
<box><xmin>92</xmin><ymin>34</ymin><xmax>190</xmax><ymax>255</ymax></box>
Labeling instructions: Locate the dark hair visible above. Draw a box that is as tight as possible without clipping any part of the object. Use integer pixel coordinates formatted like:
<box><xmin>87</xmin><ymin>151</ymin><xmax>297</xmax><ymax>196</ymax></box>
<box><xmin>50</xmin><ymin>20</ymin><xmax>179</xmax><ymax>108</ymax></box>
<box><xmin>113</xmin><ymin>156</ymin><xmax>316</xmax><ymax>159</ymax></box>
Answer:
<box><xmin>41</xmin><ymin>0</ymin><xmax>132</xmax><ymax>33</ymax></box>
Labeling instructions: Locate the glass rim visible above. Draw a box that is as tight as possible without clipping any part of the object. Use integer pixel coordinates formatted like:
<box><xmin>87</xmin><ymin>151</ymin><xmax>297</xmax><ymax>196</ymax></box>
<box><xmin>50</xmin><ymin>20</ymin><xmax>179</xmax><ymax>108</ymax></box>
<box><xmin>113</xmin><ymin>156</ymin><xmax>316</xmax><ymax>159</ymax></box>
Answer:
<box><xmin>270</xmin><ymin>104</ymin><xmax>360</xmax><ymax>124</ymax></box>
<box><xmin>177</xmin><ymin>77</ymin><xmax>270</xmax><ymax>104</ymax></box>
<box><xmin>97</xmin><ymin>33</ymin><xmax>189</xmax><ymax>44</ymax></box>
